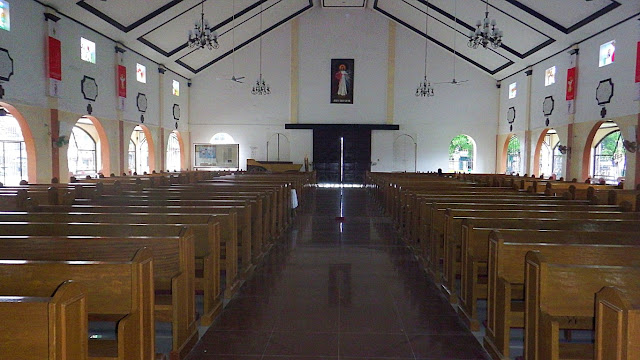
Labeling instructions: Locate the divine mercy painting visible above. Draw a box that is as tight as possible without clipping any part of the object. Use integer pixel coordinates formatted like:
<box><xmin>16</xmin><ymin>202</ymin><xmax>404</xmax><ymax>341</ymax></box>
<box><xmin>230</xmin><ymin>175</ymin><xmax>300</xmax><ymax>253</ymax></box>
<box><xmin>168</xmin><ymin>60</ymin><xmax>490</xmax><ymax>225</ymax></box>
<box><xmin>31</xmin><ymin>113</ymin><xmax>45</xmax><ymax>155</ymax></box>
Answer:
<box><xmin>331</xmin><ymin>59</ymin><xmax>354</xmax><ymax>104</ymax></box>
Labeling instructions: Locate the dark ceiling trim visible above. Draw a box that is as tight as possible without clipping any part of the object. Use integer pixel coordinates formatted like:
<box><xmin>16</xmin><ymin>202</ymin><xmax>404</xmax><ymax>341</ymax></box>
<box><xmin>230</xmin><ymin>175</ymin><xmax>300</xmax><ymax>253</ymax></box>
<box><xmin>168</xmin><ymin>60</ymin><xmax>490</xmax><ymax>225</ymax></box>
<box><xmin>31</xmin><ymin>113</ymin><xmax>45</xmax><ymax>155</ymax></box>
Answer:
<box><xmin>76</xmin><ymin>0</ymin><xmax>184</xmax><ymax>33</ymax></box>
<box><xmin>374</xmin><ymin>1</ymin><xmax>513</xmax><ymax>75</ymax></box>
<box><xmin>176</xmin><ymin>0</ymin><xmax>313</xmax><ymax>74</ymax></box>
<box><xmin>407</xmin><ymin>0</ymin><xmax>553</xmax><ymax>60</ymax></box>
<box><xmin>322</xmin><ymin>0</ymin><xmax>366</xmax><ymax>8</ymax></box>
<box><xmin>285</xmin><ymin>124</ymin><xmax>399</xmax><ymax>130</ymax></box>
<box><xmin>498</xmin><ymin>12</ymin><xmax>640</xmax><ymax>82</ymax></box>
<box><xmin>32</xmin><ymin>0</ymin><xmax>190</xmax><ymax>80</ymax></box>
<box><xmin>138</xmin><ymin>0</ymin><xmax>270</xmax><ymax>58</ymax></box>
<box><xmin>504</xmin><ymin>0</ymin><xmax>622</xmax><ymax>34</ymax></box>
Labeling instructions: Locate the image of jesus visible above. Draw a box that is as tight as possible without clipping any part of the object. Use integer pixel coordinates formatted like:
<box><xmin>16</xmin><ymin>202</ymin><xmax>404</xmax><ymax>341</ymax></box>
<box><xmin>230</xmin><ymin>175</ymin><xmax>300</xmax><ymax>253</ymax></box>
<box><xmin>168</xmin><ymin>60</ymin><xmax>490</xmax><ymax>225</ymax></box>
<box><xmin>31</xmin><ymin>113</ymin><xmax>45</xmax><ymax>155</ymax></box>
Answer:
<box><xmin>335</xmin><ymin>64</ymin><xmax>350</xmax><ymax>97</ymax></box>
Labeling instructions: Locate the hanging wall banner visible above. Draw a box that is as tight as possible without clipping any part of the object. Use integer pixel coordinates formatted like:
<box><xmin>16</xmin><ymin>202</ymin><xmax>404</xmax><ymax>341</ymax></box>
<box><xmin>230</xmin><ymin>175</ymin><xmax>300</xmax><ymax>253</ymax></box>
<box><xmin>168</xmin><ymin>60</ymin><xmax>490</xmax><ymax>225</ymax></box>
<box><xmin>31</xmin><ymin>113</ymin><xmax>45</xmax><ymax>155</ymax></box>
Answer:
<box><xmin>635</xmin><ymin>41</ymin><xmax>640</xmax><ymax>101</ymax></box>
<box><xmin>46</xmin><ymin>18</ymin><xmax>62</xmax><ymax>98</ymax></box>
<box><xmin>566</xmin><ymin>52</ymin><xmax>577</xmax><ymax>114</ymax></box>
<box><xmin>117</xmin><ymin>64</ymin><xmax>126</xmax><ymax>110</ymax></box>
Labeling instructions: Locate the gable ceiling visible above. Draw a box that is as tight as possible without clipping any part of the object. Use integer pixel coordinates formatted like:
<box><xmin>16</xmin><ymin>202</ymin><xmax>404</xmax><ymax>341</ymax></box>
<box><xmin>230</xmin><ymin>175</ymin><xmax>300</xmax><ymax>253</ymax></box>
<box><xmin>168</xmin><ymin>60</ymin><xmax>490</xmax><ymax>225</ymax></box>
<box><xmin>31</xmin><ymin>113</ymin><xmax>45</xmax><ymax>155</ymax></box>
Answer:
<box><xmin>36</xmin><ymin>0</ymin><xmax>639</xmax><ymax>80</ymax></box>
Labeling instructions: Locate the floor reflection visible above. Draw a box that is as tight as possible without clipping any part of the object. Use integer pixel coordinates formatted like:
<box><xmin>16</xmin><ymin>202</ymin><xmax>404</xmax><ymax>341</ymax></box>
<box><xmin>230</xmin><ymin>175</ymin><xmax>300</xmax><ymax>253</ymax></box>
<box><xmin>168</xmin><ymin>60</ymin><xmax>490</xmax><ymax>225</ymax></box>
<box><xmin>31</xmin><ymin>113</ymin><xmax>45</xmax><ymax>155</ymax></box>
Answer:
<box><xmin>185</xmin><ymin>187</ymin><xmax>490</xmax><ymax>360</ymax></box>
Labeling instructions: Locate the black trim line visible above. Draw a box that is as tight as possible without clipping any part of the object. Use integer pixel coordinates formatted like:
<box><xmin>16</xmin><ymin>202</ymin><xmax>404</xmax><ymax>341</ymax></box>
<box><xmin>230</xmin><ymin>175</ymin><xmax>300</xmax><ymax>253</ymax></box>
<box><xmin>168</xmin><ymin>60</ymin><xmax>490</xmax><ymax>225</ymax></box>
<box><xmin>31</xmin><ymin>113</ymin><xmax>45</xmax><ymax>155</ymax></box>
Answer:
<box><xmin>285</xmin><ymin>124</ymin><xmax>399</xmax><ymax>130</ymax></box>
<box><xmin>76</xmin><ymin>0</ymin><xmax>184</xmax><ymax>33</ymax></box>
<box><xmin>504</xmin><ymin>0</ymin><xmax>621</xmax><ymax>34</ymax></box>
<box><xmin>176</xmin><ymin>0</ymin><xmax>313</xmax><ymax>74</ymax></box>
<box><xmin>374</xmin><ymin>1</ymin><xmax>513</xmax><ymax>75</ymax></box>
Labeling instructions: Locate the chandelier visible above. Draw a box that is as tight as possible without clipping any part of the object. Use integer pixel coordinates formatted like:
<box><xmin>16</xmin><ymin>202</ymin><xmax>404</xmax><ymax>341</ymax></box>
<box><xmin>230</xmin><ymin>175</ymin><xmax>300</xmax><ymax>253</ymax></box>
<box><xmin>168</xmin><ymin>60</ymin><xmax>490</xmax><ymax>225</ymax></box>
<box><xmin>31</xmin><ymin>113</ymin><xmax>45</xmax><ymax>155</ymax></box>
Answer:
<box><xmin>467</xmin><ymin>0</ymin><xmax>503</xmax><ymax>49</ymax></box>
<box><xmin>188</xmin><ymin>1</ymin><xmax>219</xmax><ymax>50</ymax></box>
<box><xmin>416</xmin><ymin>0</ymin><xmax>434</xmax><ymax>97</ymax></box>
<box><xmin>252</xmin><ymin>1</ymin><xmax>270</xmax><ymax>95</ymax></box>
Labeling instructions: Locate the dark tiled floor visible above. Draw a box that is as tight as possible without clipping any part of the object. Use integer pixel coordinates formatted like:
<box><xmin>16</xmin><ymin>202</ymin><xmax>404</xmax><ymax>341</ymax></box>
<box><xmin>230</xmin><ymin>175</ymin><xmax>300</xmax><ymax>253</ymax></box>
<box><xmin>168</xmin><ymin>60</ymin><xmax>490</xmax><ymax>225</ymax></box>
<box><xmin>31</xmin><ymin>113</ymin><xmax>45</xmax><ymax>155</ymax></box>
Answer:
<box><xmin>186</xmin><ymin>187</ymin><xmax>490</xmax><ymax>360</ymax></box>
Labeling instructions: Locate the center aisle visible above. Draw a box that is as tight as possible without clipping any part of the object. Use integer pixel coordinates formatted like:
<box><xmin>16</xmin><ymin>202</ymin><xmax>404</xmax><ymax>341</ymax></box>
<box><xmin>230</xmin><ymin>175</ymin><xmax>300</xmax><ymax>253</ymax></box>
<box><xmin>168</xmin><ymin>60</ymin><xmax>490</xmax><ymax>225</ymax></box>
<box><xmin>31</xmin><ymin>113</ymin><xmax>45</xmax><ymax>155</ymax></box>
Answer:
<box><xmin>185</xmin><ymin>187</ymin><xmax>490</xmax><ymax>360</ymax></box>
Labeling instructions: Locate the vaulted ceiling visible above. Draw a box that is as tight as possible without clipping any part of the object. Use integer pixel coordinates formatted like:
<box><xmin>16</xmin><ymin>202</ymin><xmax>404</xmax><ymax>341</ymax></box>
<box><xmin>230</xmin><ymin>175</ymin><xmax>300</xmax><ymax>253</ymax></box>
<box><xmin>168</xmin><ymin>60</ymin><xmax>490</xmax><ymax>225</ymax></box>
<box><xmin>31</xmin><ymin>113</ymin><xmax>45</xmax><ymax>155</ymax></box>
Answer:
<box><xmin>38</xmin><ymin>0</ymin><xmax>640</xmax><ymax>80</ymax></box>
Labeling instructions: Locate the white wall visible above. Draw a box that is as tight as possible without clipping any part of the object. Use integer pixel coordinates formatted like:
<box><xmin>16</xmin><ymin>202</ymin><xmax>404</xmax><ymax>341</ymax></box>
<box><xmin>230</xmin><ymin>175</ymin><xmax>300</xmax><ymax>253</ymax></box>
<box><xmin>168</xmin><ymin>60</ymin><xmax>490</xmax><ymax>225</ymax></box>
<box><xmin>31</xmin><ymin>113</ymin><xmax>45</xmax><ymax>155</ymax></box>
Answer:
<box><xmin>298</xmin><ymin>7</ymin><xmax>389</xmax><ymax>124</ymax></box>
<box><xmin>391</xmin><ymin>25</ymin><xmax>498</xmax><ymax>173</ymax></box>
<box><xmin>190</xmin><ymin>8</ymin><xmax>500</xmax><ymax>174</ymax></box>
<box><xmin>0</xmin><ymin>1</ymin><xmax>190</xmax><ymax>181</ymax></box>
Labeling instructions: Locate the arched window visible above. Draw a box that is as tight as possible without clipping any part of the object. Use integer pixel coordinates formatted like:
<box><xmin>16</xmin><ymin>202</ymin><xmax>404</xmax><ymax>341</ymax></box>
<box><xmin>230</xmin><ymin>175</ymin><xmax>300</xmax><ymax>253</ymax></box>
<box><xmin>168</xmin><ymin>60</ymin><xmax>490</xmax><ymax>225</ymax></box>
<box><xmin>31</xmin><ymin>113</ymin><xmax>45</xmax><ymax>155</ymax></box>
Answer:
<box><xmin>448</xmin><ymin>135</ymin><xmax>475</xmax><ymax>172</ymax></box>
<box><xmin>0</xmin><ymin>109</ymin><xmax>28</xmax><ymax>185</ymax></box>
<box><xmin>68</xmin><ymin>122</ymin><xmax>98</xmax><ymax>177</ymax></box>
<box><xmin>166</xmin><ymin>132</ymin><xmax>181</xmax><ymax>171</ymax></box>
<box><xmin>592</xmin><ymin>123</ymin><xmax>625</xmax><ymax>184</ymax></box>
<box><xmin>506</xmin><ymin>136</ymin><xmax>521</xmax><ymax>174</ymax></box>
<box><xmin>538</xmin><ymin>130</ymin><xmax>561</xmax><ymax>178</ymax></box>
<box><xmin>129</xmin><ymin>126</ymin><xmax>149</xmax><ymax>174</ymax></box>
<box><xmin>210</xmin><ymin>132</ymin><xmax>235</xmax><ymax>144</ymax></box>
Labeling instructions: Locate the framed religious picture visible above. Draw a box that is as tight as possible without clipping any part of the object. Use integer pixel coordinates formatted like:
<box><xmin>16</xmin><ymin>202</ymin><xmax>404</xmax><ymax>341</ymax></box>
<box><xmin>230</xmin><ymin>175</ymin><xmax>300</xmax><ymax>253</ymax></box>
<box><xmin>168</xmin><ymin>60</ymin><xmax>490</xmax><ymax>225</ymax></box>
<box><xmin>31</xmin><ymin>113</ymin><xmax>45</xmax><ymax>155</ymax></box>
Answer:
<box><xmin>331</xmin><ymin>59</ymin><xmax>354</xmax><ymax>104</ymax></box>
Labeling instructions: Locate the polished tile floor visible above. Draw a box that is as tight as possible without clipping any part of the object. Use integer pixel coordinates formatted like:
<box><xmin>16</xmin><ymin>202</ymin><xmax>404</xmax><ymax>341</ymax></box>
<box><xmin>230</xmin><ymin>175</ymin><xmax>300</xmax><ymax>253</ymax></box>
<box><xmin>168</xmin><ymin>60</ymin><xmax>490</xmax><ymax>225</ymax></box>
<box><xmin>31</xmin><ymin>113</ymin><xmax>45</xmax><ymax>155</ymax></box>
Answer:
<box><xmin>185</xmin><ymin>187</ymin><xmax>490</xmax><ymax>360</ymax></box>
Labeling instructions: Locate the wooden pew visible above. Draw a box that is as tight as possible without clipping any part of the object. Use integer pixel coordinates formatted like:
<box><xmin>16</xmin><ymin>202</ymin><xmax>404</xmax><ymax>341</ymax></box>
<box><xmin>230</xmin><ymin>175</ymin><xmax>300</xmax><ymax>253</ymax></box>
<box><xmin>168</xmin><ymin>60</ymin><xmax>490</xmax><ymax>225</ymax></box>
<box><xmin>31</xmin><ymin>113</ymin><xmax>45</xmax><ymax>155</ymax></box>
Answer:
<box><xmin>483</xmin><ymin>230</ymin><xmax>640</xmax><ymax>360</ymax></box>
<box><xmin>35</xmin><ymin>204</ymin><xmax>241</xmax><ymax>300</ymax></box>
<box><xmin>0</xmin><ymin>281</ymin><xmax>88</xmax><ymax>360</ymax></box>
<box><xmin>419</xmin><ymin>202</ymin><xmax>622</xmax><ymax>267</ymax></box>
<box><xmin>73</xmin><ymin>197</ymin><xmax>255</xmax><ymax>279</ymax></box>
<box><xmin>0</xmin><ymin>228</ymin><xmax>197</xmax><ymax>360</ymax></box>
<box><xmin>595</xmin><ymin>286</ymin><xmax>640</xmax><ymax>360</ymax></box>
<box><xmin>0</xmin><ymin>248</ymin><xmax>154</xmax><ymax>360</ymax></box>
<box><xmin>0</xmin><ymin>211</ymin><xmax>223</xmax><ymax>325</ymax></box>
<box><xmin>440</xmin><ymin>208</ymin><xmax>640</xmax><ymax>303</ymax></box>
<box><xmin>524</xmin><ymin>251</ymin><xmax>640</xmax><ymax>360</ymax></box>
<box><xmin>421</xmin><ymin>198</ymin><xmax>608</xmax><ymax>279</ymax></box>
<box><xmin>457</xmin><ymin>217</ymin><xmax>640</xmax><ymax>331</ymax></box>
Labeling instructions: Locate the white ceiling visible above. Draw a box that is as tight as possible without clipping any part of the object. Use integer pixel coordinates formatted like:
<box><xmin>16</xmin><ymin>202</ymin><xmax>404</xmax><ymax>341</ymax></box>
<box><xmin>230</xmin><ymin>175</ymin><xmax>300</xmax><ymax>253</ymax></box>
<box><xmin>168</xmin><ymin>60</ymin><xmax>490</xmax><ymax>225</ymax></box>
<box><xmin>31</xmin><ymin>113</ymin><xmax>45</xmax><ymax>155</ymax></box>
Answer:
<box><xmin>37</xmin><ymin>0</ymin><xmax>640</xmax><ymax>79</ymax></box>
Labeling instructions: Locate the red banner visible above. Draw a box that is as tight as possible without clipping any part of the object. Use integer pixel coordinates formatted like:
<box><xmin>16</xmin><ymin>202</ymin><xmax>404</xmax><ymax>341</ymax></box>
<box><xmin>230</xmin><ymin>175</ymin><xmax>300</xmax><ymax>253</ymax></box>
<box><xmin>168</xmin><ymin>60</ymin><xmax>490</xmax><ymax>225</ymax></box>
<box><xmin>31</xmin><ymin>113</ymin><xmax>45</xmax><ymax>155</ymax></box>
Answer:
<box><xmin>48</xmin><ymin>37</ymin><xmax>62</xmax><ymax>81</ymax></box>
<box><xmin>566</xmin><ymin>67</ymin><xmax>576</xmax><ymax>101</ymax></box>
<box><xmin>117</xmin><ymin>65</ymin><xmax>127</xmax><ymax>98</ymax></box>
<box><xmin>635</xmin><ymin>41</ymin><xmax>640</xmax><ymax>83</ymax></box>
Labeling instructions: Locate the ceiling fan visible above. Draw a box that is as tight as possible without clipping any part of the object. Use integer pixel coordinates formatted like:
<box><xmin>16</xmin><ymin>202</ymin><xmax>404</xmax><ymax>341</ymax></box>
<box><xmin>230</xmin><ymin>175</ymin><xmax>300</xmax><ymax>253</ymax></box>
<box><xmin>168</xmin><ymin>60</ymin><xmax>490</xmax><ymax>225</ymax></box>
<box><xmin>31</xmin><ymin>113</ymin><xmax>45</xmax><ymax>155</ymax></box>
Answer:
<box><xmin>225</xmin><ymin>0</ymin><xmax>245</xmax><ymax>84</ymax></box>
<box><xmin>435</xmin><ymin>0</ymin><xmax>468</xmax><ymax>86</ymax></box>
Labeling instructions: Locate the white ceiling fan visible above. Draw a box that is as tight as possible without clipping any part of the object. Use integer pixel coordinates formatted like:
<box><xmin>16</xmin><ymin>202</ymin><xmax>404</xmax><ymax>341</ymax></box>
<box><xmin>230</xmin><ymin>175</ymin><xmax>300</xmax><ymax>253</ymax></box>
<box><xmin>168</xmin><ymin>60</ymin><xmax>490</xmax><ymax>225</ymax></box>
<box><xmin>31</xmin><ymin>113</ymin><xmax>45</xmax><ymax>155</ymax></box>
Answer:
<box><xmin>224</xmin><ymin>0</ymin><xmax>245</xmax><ymax>84</ymax></box>
<box><xmin>435</xmin><ymin>0</ymin><xmax>469</xmax><ymax>86</ymax></box>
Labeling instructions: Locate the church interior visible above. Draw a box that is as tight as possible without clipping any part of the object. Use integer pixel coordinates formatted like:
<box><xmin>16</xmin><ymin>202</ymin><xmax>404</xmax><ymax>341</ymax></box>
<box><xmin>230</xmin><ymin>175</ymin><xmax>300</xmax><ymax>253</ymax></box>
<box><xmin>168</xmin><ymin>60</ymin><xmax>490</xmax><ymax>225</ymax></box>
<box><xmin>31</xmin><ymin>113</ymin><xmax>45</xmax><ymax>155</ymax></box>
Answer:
<box><xmin>0</xmin><ymin>0</ymin><xmax>639</xmax><ymax>359</ymax></box>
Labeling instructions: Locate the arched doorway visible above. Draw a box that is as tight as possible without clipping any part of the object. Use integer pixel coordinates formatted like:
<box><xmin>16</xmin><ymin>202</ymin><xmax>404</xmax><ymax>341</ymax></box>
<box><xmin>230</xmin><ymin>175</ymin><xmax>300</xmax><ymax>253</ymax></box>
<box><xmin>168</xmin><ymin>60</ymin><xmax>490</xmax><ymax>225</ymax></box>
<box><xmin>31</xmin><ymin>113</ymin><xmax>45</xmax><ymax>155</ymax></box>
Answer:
<box><xmin>534</xmin><ymin>129</ymin><xmax>562</xmax><ymax>178</ymax></box>
<box><xmin>505</xmin><ymin>135</ymin><xmax>521</xmax><ymax>175</ymax></box>
<box><xmin>67</xmin><ymin>116</ymin><xmax>110</xmax><ymax>177</ymax></box>
<box><xmin>448</xmin><ymin>134</ymin><xmax>475</xmax><ymax>173</ymax></box>
<box><xmin>0</xmin><ymin>105</ymin><xmax>33</xmax><ymax>184</ymax></box>
<box><xmin>166</xmin><ymin>131</ymin><xmax>183</xmax><ymax>171</ymax></box>
<box><xmin>585</xmin><ymin>121</ymin><xmax>625</xmax><ymax>184</ymax></box>
<box><xmin>393</xmin><ymin>134</ymin><xmax>416</xmax><ymax>172</ymax></box>
<box><xmin>266</xmin><ymin>133</ymin><xmax>291</xmax><ymax>162</ymax></box>
<box><xmin>129</xmin><ymin>125</ymin><xmax>155</xmax><ymax>174</ymax></box>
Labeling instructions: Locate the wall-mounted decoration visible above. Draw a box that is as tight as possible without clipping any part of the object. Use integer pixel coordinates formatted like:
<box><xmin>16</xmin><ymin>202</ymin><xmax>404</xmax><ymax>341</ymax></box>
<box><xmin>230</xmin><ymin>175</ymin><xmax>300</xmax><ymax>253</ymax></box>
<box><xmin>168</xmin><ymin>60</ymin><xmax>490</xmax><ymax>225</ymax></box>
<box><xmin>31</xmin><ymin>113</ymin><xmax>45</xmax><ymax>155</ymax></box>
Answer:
<box><xmin>173</xmin><ymin>104</ymin><xmax>180</xmax><ymax>121</ymax></box>
<box><xmin>0</xmin><ymin>1</ymin><xmax>10</xmax><ymax>31</ymax></box>
<box><xmin>140</xmin><ymin>114</ymin><xmax>144</xmax><ymax>123</ymax></box>
<box><xmin>136</xmin><ymin>93</ymin><xmax>147</xmax><ymax>112</ymax></box>
<box><xmin>0</xmin><ymin>47</ymin><xmax>14</xmax><ymax>81</ymax></box>
<box><xmin>0</xmin><ymin>84</ymin><xmax>5</xmax><ymax>99</ymax></box>
<box><xmin>80</xmin><ymin>38</ymin><xmax>96</xmax><ymax>64</ymax></box>
<box><xmin>81</xmin><ymin>76</ymin><xmax>98</xmax><ymax>101</ymax></box>
<box><xmin>507</xmin><ymin>107</ymin><xmax>516</xmax><ymax>132</ymax></box>
<box><xmin>543</xmin><ymin>96</ymin><xmax>554</xmax><ymax>126</ymax></box>
<box><xmin>596</xmin><ymin>78</ymin><xmax>614</xmax><ymax>118</ymax></box>
<box><xmin>566</xmin><ymin>50</ymin><xmax>578</xmax><ymax>114</ymax></box>
<box><xmin>194</xmin><ymin>143</ymin><xmax>239</xmax><ymax>169</ymax></box>
<box><xmin>86</xmin><ymin>103</ymin><xmax>93</xmax><ymax>115</ymax></box>
<box><xmin>331</xmin><ymin>59</ymin><xmax>354</xmax><ymax>104</ymax></box>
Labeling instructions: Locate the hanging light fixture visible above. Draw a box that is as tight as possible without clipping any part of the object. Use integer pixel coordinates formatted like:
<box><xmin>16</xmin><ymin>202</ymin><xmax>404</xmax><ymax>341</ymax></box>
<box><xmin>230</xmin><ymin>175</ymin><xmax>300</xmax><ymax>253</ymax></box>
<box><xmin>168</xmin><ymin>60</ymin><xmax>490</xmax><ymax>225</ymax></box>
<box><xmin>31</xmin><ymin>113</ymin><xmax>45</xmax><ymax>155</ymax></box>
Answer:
<box><xmin>252</xmin><ymin>1</ymin><xmax>270</xmax><ymax>95</ymax></box>
<box><xmin>188</xmin><ymin>0</ymin><xmax>219</xmax><ymax>50</ymax></box>
<box><xmin>416</xmin><ymin>0</ymin><xmax>434</xmax><ymax>97</ymax></box>
<box><xmin>467</xmin><ymin>0</ymin><xmax>503</xmax><ymax>49</ymax></box>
